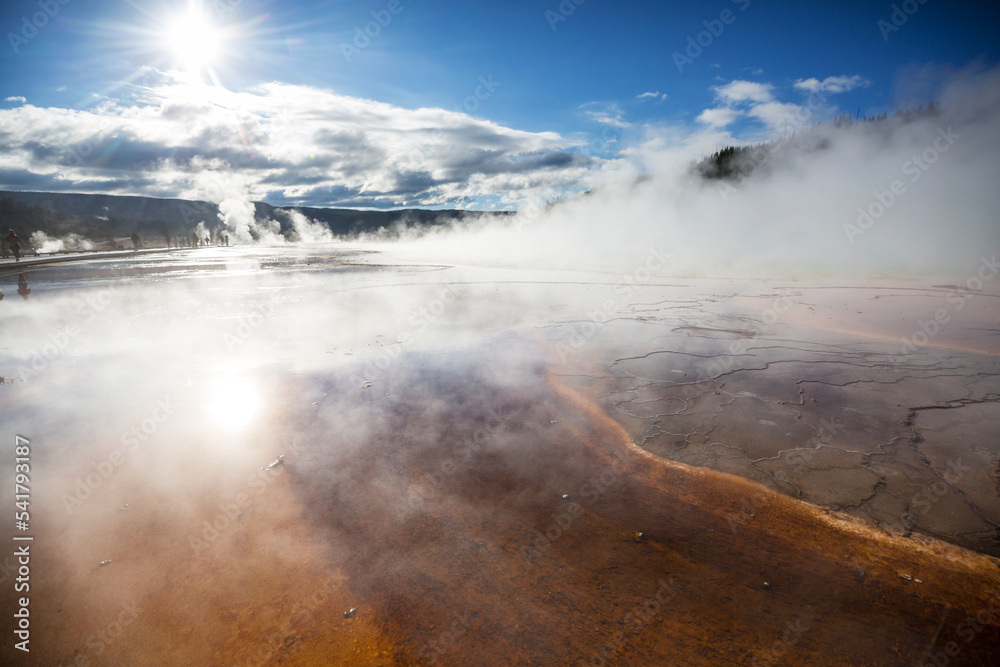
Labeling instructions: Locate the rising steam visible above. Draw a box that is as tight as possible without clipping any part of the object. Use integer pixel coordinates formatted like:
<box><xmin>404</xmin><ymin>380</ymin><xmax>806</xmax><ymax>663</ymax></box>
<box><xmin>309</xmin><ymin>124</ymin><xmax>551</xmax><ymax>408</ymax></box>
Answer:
<box><xmin>29</xmin><ymin>231</ymin><xmax>95</xmax><ymax>253</ymax></box>
<box><xmin>380</xmin><ymin>65</ymin><xmax>1000</xmax><ymax>279</ymax></box>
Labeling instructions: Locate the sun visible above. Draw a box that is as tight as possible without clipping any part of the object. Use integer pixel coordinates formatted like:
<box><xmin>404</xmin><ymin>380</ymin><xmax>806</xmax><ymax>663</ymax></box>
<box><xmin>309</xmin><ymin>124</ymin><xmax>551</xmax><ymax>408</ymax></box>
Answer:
<box><xmin>207</xmin><ymin>374</ymin><xmax>263</xmax><ymax>431</ymax></box>
<box><xmin>163</xmin><ymin>5</ymin><xmax>223</xmax><ymax>72</ymax></box>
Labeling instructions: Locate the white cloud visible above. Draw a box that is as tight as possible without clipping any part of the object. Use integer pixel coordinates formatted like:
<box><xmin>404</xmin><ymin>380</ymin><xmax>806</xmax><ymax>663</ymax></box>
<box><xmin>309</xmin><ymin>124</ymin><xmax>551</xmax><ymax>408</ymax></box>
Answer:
<box><xmin>5</xmin><ymin>96</ymin><xmax>26</xmax><ymax>103</ymax></box>
<box><xmin>0</xmin><ymin>75</ymin><xmax>609</xmax><ymax>209</ymax></box>
<box><xmin>747</xmin><ymin>101</ymin><xmax>807</xmax><ymax>133</ymax></box>
<box><xmin>581</xmin><ymin>102</ymin><xmax>631</xmax><ymax>127</ymax></box>
<box><xmin>794</xmin><ymin>75</ymin><xmax>870</xmax><ymax>94</ymax></box>
<box><xmin>636</xmin><ymin>91</ymin><xmax>668</xmax><ymax>103</ymax></box>
<box><xmin>696</xmin><ymin>107</ymin><xmax>742</xmax><ymax>128</ymax></box>
<box><xmin>713</xmin><ymin>80</ymin><xmax>774</xmax><ymax>104</ymax></box>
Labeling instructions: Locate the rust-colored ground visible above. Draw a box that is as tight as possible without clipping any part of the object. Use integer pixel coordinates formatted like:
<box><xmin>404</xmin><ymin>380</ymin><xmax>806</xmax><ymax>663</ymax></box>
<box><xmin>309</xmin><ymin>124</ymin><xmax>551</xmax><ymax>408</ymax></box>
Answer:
<box><xmin>3</xmin><ymin>349</ymin><xmax>999</xmax><ymax>665</ymax></box>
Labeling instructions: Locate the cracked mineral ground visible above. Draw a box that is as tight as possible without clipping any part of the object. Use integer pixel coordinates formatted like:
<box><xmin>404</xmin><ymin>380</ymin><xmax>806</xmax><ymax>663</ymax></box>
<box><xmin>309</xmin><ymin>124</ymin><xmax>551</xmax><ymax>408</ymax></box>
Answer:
<box><xmin>1</xmin><ymin>247</ymin><xmax>998</xmax><ymax>665</ymax></box>
<box><xmin>546</xmin><ymin>281</ymin><xmax>1000</xmax><ymax>559</ymax></box>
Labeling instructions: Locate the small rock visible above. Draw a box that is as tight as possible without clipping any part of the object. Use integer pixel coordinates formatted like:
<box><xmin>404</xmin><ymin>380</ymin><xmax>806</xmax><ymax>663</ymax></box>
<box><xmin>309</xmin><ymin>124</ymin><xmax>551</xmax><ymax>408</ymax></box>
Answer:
<box><xmin>763</xmin><ymin>581</ymin><xmax>771</xmax><ymax>590</ymax></box>
<box><xmin>344</xmin><ymin>608</ymin><xmax>357</xmax><ymax>619</ymax></box>
<box><xmin>633</xmin><ymin>532</ymin><xmax>645</xmax><ymax>542</ymax></box>
<box><xmin>262</xmin><ymin>455</ymin><xmax>285</xmax><ymax>472</ymax></box>
<box><xmin>99</xmin><ymin>560</ymin><xmax>112</xmax><ymax>567</ymax></box>
<box><xmin>561</xmin><ymin>494</ymin><xmax>570</xmax><ymax>500</ymax></box>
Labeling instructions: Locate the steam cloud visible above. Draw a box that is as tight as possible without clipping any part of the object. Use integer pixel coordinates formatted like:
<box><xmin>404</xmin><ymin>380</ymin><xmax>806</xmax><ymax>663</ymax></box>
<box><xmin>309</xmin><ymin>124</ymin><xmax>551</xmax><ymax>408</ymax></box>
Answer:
<box><xmin>378</xmin><ymin>65</ymin><xmax>1000</xmax><ymax>279</ymax></box>
<box><xmin>28</xmin><ymin>231</ymin><xmax>95</xmax><ymax>253</ymax></box>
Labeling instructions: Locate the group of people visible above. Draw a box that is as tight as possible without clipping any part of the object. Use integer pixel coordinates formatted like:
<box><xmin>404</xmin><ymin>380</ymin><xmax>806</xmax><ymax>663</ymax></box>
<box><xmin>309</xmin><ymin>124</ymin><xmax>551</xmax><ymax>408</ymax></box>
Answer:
<box><xmin>163</xmin><ymin>233</ymin><xmax>230</xmax><ymax>248</ymax></box>
<box><xmin>185</xmin><ymin>232</ymin><xmax>230</xmax><ymax>247</ymax></box>
<box><xmin>2</xmin><ymin>227</ymin><xmax>234</xmax><ymax>260</ymax></box>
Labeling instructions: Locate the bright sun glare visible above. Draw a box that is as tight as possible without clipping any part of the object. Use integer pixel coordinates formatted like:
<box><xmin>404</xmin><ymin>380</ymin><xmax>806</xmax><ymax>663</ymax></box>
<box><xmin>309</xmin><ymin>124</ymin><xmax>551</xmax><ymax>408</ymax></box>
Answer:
<box><xmin>164</xmin><ymin>7</ymin><xmax>222</xmax><ymax>71</ymax></box>
<box><xmin>208</xmin><ymin>375</ymin><xmax>262</xmax><ymax>431</ymax></box>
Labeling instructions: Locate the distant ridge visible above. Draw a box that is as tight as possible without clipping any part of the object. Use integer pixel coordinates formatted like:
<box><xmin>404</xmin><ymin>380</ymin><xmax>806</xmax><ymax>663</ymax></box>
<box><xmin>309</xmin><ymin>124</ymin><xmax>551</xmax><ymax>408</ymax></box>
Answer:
<box><xmin>0</xmin><ymin>191</ymin><xmax>509</xmax><ymax>248</ymax></box>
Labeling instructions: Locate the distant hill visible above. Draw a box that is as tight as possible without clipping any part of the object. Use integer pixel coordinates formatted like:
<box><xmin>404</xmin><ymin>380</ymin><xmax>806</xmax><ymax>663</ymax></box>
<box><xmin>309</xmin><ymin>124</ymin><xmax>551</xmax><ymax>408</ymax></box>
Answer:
<box><xmin>692</xmin><ymin>103</ymin><xmax>941</xmax><ymax>182</ymax></box>
<box><xmin>0</xmin><ymin>191</ymin><xmax>509</xmax><ymax>249</ymax></box>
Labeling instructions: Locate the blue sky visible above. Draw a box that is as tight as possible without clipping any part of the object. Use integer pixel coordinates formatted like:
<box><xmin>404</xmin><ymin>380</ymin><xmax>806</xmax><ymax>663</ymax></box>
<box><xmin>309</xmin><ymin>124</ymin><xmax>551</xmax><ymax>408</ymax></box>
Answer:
<box><xmin>1</xmin><ymin>0</ymin><xmax>998</xmax><ymax>209</ymax></box>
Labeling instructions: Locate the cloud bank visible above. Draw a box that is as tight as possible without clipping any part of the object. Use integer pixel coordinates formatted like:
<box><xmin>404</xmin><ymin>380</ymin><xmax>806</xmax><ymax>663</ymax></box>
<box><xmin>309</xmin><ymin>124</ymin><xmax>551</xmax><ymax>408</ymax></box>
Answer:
<box><xmin>0</xmin><ymin>72</ymin><xmax>606</xmax><ymax>210</ymax></box>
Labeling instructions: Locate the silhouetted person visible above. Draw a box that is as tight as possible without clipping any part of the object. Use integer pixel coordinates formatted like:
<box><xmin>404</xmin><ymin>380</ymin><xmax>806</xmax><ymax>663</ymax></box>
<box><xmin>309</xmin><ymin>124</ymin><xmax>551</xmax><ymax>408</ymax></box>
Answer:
<box><xmin>165</xmin><ymin>233</ymin><xmax>171</xmax><ymax>248</ymax></box>
<box><xmin>131</xmin><ymin>232</ymin><xmax>141</xmax><ymax>251</ymax></box>
<box><xmin>7</xmin><ymin>229</ymin><xmax>20</xmax><ymax>261</ymax></box>
<box><xmin>190</xmin><ymin>232</ymin><xmax>199</xmax><ymax>247</ymax></box>
<box><xmin>17</xmin><ymin>274</ymin><xmax>29</xmax><ymax>300</ymax></box>
<box><xmin>205</xmin><ymin>235</ymin><xmax>210</xmax><ymax>247</ymax></box>
<box><xmin>224</xmin><ymin>234</ymin><xmax>229</xmax><ymax>247</ymax></box>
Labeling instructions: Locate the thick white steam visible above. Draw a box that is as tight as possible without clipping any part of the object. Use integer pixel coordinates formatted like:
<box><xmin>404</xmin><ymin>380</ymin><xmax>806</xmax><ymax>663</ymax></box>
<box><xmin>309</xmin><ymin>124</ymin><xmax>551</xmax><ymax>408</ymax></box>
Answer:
<box><xmin>382</xmin><ymin>66</ymin><xmax>1000</xmax><ymax>280</ymax></box>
